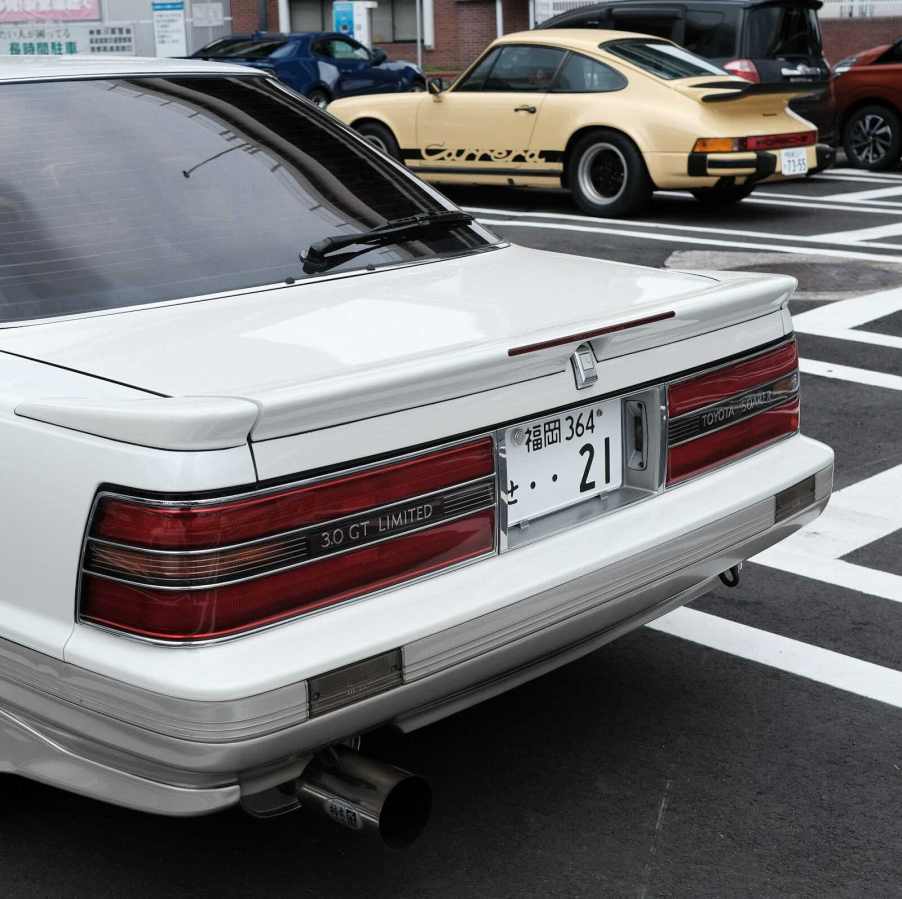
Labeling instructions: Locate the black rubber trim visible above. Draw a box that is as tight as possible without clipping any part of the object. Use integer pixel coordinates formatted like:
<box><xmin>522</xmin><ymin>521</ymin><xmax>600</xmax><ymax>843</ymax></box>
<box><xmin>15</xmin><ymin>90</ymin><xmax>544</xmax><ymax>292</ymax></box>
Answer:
<box><xmin>699</xmin><ymin>80</ymin><xmax>830</xmax><ymax>103</ymax></box>
<box><xmin>815</xmin><ymin>142</ymin><xmax>836</xmax><ymax>170</ymax></box>
<box><xmin>410</xmin><ymin>166</ymin><xmax>562</xmax><ymax>177</ymax></box>
<box><xmin>688</xmin><ymin>151</ymin><xmax>777</xmax><ymax>180</ymax></box>
<box><xmin>708</xmin><ymin>157</ymin><xmax>759</xmax><ymax>170</ymax></box>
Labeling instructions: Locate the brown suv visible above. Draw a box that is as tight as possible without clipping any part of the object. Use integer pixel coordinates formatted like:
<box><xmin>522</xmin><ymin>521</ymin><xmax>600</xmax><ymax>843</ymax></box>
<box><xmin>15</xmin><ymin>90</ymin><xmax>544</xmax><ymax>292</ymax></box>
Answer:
<box><xmin>834</xmin><ymin>38</ymin><xmax>902</xmax><ymax>170</ymax></box>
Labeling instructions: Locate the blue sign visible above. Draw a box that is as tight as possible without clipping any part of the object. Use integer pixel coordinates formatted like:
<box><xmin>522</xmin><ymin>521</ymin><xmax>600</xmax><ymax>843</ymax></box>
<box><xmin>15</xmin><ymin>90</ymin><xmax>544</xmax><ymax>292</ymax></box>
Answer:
<box><xmin>332</xmin><ymin>1</ymin><xmax>353</xmax><ymax>35</ymax></box>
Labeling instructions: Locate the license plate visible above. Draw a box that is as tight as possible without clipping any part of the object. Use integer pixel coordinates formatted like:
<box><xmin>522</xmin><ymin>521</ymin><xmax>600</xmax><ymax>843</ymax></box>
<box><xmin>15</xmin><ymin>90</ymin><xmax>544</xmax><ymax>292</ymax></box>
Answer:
<box><xmin>781</xmin><ymin>147</ymin><xmax>808</xmax><ymax>176</ymax></box>
<box><xmin>502</xmin><ymin>398</ymin><xmax>623</xmax><ymax>526</ymax></box>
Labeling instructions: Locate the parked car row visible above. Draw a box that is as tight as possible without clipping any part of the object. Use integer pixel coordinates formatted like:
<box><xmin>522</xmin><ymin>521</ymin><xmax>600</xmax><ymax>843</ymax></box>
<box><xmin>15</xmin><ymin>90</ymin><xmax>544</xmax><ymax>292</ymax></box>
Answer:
<box><xmin>189</xmin><ymin>30</ymin><xmax>424</xmax><ymax>108</ymax></box>
<box><xmin>329</xmin><ymin>29</ymin><xmax>831</xmax><ymax>217</ymax></box>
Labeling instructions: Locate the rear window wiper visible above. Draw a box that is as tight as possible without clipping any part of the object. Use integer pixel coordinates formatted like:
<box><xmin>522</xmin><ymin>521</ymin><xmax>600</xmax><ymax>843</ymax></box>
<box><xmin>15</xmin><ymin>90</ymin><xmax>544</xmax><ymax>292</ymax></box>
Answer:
<box><xmin>300</xmin><ymin>210</ymin><xmax>474</xmax><ymax>274</ymax></box>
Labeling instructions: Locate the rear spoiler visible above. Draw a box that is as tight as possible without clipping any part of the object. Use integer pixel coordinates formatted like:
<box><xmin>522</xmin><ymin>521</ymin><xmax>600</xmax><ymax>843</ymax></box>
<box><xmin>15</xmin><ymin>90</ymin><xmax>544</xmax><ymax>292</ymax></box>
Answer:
<box><xmin>693</xmin><ymin>80</ymin><xmax>830</xmax><ymax>103</ymax></box>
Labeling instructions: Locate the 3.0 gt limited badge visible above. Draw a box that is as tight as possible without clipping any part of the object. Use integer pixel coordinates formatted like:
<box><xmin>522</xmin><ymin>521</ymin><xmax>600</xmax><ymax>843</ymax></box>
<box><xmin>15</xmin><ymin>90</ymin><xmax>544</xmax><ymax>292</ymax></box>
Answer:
<box><xmin>309</xmin><ymin>478</ymin><xmax>495</xmax><ymax>560</ymax></box>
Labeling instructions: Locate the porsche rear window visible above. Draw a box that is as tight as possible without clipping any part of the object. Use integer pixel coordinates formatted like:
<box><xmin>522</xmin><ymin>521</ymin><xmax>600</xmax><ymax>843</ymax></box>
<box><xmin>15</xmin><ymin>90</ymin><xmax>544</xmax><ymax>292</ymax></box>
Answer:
<box><xmin>603</xmin><ymin>38</ymin><xmax>727</xmax><ymax>79</ymax></box>
<box><xmin>0</xmin><ymin>76</ymin><xmax>487</xmax><ymax>324</ymax></box>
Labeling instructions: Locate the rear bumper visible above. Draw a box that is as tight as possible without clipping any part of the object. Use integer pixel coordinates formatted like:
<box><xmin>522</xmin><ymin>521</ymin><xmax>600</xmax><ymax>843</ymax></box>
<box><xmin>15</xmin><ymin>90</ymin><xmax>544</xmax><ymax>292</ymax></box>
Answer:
<box><xmin>0</xmin><ymin>436</ymin><xmax>833</xmax><ymax>816</ymax></box>
<box><xmin>648</xmin><ymin>144</ymin><xmax>819</xmax><ymax>188</ymax></box>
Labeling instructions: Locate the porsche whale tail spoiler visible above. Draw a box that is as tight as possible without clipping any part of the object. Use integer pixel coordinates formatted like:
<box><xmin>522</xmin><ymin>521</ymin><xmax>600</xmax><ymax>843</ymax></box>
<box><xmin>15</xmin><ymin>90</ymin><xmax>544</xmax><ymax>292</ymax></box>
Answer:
<box><xmin>692</xmin><ymin>80</ymin><xmax>830</xmax><ymax>104</ymax></box>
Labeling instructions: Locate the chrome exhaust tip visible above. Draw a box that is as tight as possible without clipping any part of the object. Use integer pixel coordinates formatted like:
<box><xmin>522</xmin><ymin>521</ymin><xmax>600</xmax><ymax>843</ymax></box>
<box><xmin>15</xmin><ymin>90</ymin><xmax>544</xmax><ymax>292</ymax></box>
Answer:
<box><xmin>297</xmin><ymin>745</ymin><xmax>431</xmax><ymax>849</ymax></box>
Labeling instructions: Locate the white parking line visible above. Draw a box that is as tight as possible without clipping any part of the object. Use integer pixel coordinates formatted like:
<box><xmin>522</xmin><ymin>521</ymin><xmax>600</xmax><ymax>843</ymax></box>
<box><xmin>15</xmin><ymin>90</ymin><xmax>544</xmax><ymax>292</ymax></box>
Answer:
<box><xmin>799</xmin><ymin>358</ymin><xmax>902</xmax><ymax>390</ymax></box>
<box><xmin>811</xmin><ymin>221</ymin><xmax>902</xmax><ymax>243</ymax></box>
<box><xmin>755</xmin><ymin>463</ymin><xmax>902</xmax><ymax>603</ymax></box>
<box><xmin>793</xmin><ymin>285</ymin><xmax>902</xmax><ymax>329</ymax></box>
<box><xmin>825</xmin><ymin>168</ymin><xmax>902</xmax><ymax>181</ymax></box>
<box><xmin>471</xmin><ymin>204</ymin><xmax>902</xmax><ymax>250</ymax></box>
<box><xmin>474</xmin><ymin>217</ymin><xmax>902</xmax><ymax>265</ymax></box>
<box><xmin>812</xmin><ymin>172</ymin><xmax>902</xmax><ymax>185</ymax></box>
<box><xmin>792</xmin><ymin>285</ymin><xmax>902</xmax><ymax>349</ymax></box>
<box><xmin>819</xmin><ymin>185</ymin><xmax>902</xmax><ymax>202</ymax></box>
<box><xmin>660</xmin><ymin>190</ymin><xmax>902</xmax><ymax>216</ymax></box>
<box><xmin>648</xmin><ymin>607</ymin><xmax>902</xmax><ymax>708</ymax></box>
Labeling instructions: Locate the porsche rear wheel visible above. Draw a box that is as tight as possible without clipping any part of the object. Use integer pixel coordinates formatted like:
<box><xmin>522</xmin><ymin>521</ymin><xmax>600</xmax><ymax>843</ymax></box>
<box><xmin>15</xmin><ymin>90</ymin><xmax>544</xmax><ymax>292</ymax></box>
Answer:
<box><xmin>354</xmin><ymin>121</ymin><xmax>402</xmax><ymax>161</ymax></box>
<box><xmin>567</xmin><ymin>132</ymin><xmax>652</xmax><ymax>218</ymax></box>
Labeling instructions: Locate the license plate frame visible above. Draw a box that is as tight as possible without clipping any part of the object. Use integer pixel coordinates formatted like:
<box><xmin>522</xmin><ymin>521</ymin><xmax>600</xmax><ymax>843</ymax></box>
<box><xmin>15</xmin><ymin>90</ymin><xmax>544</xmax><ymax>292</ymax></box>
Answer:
<box><xmin>498</xmin><ymin>397</ymin><xmax>624</xmax><ymax>530</ymax></box>
<box><xmin>780</xmin><ymin>147</ymin><xmax>808</xmax><ymax>176</ymax></box>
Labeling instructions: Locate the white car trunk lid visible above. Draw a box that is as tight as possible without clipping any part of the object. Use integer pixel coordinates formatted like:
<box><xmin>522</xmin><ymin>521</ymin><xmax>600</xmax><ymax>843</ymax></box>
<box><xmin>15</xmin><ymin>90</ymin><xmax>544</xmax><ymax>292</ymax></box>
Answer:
<box><xmin>0</xmin><ymin>247</ymin><xmax>794</xmax><ymax>444</ymax></box>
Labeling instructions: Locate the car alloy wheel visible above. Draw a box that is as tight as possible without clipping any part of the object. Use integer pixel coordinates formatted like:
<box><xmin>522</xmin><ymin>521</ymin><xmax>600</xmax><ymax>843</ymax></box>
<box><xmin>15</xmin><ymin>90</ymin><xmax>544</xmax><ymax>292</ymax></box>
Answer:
<box><xmin>850</xmin><ymin>112</ymin><xmax>894</xmax><ymax>167</ymax></box>
<box><xmin>577</xmin><ymin>142</ymin><xmax>627</xmax><ymax>205</ymax></box>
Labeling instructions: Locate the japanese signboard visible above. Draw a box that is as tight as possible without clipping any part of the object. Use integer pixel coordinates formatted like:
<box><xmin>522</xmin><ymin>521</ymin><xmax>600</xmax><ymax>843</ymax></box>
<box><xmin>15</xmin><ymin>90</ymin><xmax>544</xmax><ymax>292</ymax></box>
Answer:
<box><xmin>0</xmin><ymin>22</ymin><xmax>134</xmax><ymax>54</ymax></box>
<box><xmin>152</xmin><ymin>0</ymin><xmax>186</xmax><ymax>57</ymax></box>
<box><xmin>0</xmin><ymin>0</ymin><xmax>101</xmax><ymax>24</ymax></box>
<box><xmin>192</xmin><ymin>1</ymin><xmax>223</xmax><ymax>27</ymax></box>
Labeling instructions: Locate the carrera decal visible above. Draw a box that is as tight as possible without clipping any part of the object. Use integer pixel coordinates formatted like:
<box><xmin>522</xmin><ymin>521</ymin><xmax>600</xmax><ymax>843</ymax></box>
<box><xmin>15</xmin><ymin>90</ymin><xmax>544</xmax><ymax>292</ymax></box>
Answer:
<box><xmin>416</xmin><ymin>146</ymin><xmax>564</xmax><ymax>165</ymax></box>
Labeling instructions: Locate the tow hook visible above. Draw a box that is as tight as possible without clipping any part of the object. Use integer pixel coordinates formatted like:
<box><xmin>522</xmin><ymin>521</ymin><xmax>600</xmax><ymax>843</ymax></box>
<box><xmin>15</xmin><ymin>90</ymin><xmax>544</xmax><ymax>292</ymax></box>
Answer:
<box><xmin>719</xmin><ymin>563</ymin><xmax>742</xmax><ymax>588</ymax></box>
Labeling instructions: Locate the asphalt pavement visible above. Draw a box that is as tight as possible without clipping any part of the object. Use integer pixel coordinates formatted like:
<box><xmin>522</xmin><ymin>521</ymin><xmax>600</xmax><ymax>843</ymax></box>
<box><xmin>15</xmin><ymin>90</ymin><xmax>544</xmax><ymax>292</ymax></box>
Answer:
<box><xmin>5</xmin><ymin>170</ymin><xmax>902</xmax><ymax>899</ymax></box>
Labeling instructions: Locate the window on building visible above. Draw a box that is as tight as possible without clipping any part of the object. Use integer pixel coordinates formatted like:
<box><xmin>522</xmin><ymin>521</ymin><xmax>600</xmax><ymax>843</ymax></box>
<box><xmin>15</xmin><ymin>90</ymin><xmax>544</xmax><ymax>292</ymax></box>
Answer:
<box><xmin>483</xmin><ymin>45</ymin><xmax>566</xmax><ymax>92</ymax></box>
<box><xmin>290</xmin><ymin>0</ymin><xmax>418</xmax><ymax>43</ymax></box>
<box><xmin>552</xmin><ymin>52</ymin><xmax>627</xmax><ymax>92</ymax></box>
<box><xmin>683</xmin><ymin>9</ymin><xmax>739</xmax><ymax>59</ymax></box>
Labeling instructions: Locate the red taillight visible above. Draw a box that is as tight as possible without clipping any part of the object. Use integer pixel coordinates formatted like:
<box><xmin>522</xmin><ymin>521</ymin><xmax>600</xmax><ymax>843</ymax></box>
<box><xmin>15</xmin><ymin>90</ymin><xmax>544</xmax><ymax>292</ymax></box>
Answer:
<box><xmin>666</xmin><ymin>340</ymin><xmax>800</xmax><ymax>485</ymax></box>
<box><xmin>723</xmin><ymin>59</ymin><xmax>760</xmax><ymax>83</ymax></box>
<box><xmin>92</xmin><ymin>439</ymin><xmax>494</xmax><ymax>550</ymax></box>
<box><xmin>744</xmin><ymin>131</ymin><xmax>816</xmax><ymax>151</ymax></box>
<box><xmin>80</xmin><ymin>438</ymin><xmax>497</xmax><ymax>641</ymax></box>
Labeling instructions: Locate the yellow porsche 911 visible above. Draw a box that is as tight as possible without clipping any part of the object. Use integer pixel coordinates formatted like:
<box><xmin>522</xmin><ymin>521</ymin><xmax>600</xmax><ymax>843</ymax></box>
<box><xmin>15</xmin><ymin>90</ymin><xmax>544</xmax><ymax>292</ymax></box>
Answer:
<box><xmin>328</xmin><ymin>29</ymin><xmax>831</xmax><ymax>218</ymax></box>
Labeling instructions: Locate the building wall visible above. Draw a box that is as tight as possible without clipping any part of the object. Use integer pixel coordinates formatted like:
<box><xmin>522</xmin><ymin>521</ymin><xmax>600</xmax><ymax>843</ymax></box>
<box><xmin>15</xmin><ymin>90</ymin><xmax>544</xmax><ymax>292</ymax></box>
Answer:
<box><xmin>230</xmin><ymin>0</ymin><xmax>529</xmax><ymax>71</ymax></box>
<box><xmin>821</xmin><ymin>17</ymin><xmax>901</xmax><ymax>62</ymax></box>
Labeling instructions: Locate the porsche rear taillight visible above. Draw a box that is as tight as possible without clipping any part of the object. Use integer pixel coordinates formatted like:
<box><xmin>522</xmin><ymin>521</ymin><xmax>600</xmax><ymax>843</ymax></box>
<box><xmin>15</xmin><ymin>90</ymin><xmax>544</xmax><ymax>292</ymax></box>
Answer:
<box><xmin>666</xmin><ymin>340</ymin><xmax>800</xmax><ymax>485</ymax></box>
<box><xmin>79</xmin><ymin>438</ymin><xmax>497</xmax><ymax>641</ymax></box>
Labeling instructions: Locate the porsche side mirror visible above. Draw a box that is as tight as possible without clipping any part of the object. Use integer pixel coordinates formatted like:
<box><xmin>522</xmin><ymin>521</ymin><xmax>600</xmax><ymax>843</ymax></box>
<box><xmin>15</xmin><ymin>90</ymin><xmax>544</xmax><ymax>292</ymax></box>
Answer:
<box><xmin>371</xmin><ymin>48</ymin><xmax>387</xmax><ymax>66</ymax></box>
<box><xmin>428</xmin><ymin>77</ymin><xmax>444</xmax><ymax>96</ymax></box>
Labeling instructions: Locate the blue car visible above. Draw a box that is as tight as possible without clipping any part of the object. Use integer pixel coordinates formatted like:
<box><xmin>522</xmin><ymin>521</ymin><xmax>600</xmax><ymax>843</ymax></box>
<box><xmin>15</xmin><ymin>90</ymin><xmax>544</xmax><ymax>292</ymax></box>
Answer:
<box><xmin>190</xmin><ymin>32</ymin><xmax>424</xmax><ymax>108</ymax></box>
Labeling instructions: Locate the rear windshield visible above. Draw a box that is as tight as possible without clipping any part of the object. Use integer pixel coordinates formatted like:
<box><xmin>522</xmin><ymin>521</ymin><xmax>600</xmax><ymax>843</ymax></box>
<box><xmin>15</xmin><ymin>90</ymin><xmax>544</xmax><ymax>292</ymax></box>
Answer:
<box><xmin>603</xmin><ymin>39</ymin><xmax>727</xmax><ymax>79</ymax></box>
<box><xmin>0</xmin><ymin>77</ymin><xmax>487</xmax><ymax>324</ymax></box>
<box><xmin>746</xmin><ymin>4</ymin><xmax>822</xmax><ymax>58</ymax></box>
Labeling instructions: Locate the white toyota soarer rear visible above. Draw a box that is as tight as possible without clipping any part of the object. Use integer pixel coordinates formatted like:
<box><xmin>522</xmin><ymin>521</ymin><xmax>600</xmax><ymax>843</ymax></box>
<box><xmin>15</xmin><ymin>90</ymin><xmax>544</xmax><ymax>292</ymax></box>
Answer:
<box><xmin>0</xmin><ymin>56</ymin><xmax>832</xmax><ymax>840</ymax></box>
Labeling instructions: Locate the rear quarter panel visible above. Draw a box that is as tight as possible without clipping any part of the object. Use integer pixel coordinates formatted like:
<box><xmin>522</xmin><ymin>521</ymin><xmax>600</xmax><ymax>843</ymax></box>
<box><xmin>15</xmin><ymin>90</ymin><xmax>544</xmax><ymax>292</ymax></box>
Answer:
<box><xmin>0</xmin><ymin>354</ymin><xmax>255</xmax><ymax>659</ymax></box>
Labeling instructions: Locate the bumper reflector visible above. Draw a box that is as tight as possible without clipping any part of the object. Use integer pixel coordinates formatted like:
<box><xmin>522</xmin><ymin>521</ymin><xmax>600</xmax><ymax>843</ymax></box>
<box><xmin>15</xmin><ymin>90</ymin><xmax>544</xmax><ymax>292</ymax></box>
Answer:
<box><xmin>774</xmin><ymin>475</ymin><xmax>817</xmax><ymax>522</ymax></box>
<box><xmin>309</xmin><ymin>649</ymin><xmax>403</xmax><ymax>718</ymax></box>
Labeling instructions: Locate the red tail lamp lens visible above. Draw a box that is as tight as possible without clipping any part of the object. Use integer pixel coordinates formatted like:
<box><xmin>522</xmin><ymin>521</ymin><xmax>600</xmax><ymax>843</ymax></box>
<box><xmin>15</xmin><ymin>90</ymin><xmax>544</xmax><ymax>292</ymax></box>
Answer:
<box><xmin>80</xmin><ymin>438</ymin><xmax>497</xmax><ymax>640</ymax></box>
<box><xmin>668</xmin><ymin>341</ymin><xmax>798</xmax><ymax>418</ymax></box>
<box><xmin>667</xmin><ymin>341</ymin><xmax>800</xmax><ymax>485</ymax></box>
<box><xmin>92</xmin><ymin>438</ymin><xmax>494</xmax><ymax>550</ymax></box>
<box><xmin>81</xmin><ymin>510</ymin><xmax>495</xmax><ymax>641</ymax></box>
<box><xmin>668</xmin><ymin>399</ymin><xmax>800</xmax><ymax>485</ymax></box>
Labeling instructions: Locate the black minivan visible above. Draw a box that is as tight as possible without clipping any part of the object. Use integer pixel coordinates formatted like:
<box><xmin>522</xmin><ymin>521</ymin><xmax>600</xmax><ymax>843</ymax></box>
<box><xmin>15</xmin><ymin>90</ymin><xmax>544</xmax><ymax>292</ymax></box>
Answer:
<box><xmin>539</xmin><ymin>0</ymin><xmax>836</xmax><ymax>147</ymax></box>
